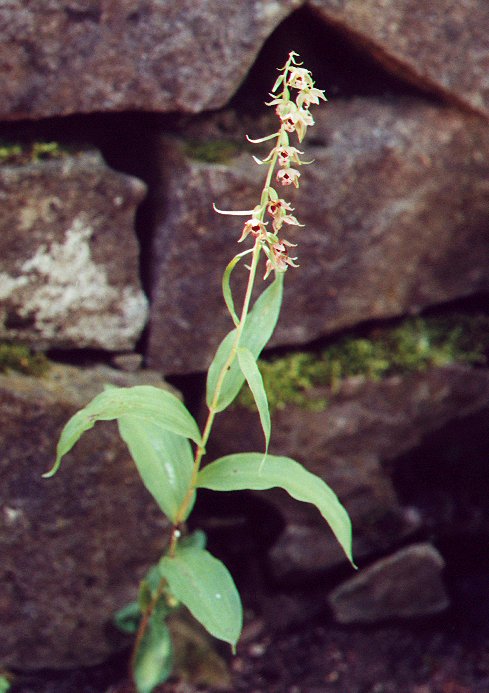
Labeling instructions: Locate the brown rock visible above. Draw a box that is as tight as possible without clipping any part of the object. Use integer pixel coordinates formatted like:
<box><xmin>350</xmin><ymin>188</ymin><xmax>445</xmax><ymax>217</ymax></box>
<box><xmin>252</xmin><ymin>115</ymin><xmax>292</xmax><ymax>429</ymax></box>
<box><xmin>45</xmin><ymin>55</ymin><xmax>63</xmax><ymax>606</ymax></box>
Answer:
<box><xmin>327</xmin><ymin>543</ymin><xmax>449</xmax><ymax>623</ymax></box>
<box><xmin>147</xmin><ymin>99</ymin><xmax>489</xmax><ymax>375</ymax></box>
<box><xmin>207</xmin><ymin>366</ymin><xmax>489</xmax><ymax>576</ymax></box>
<box><xmin>310</xmin><ymin>0</ymin><xmax>489</xmax><ymax>118</ymax></box>
<box><xmin>0</xmin><ymin>0</ymin><xmax>302</xmax><ymax>120</ymax></box>
<box><xmin>0</xmin><ymin>364</ymin><xmax>174</xmax><ymax>669</ymax></box>
<box><xmin>0</xmin><ymin>151</ymin><xmax>148</xmax><ymax>351</ymax></box>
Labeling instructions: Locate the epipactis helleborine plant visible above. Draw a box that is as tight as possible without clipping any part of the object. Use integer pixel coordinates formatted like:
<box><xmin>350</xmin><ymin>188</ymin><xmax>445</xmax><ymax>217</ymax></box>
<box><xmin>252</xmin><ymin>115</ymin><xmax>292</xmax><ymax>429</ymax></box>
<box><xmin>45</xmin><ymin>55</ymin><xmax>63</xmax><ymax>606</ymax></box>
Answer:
<box><xmin>44</xmin><ymin>51</ymin><xmax>354</xmax><ymax>693</ymax></box>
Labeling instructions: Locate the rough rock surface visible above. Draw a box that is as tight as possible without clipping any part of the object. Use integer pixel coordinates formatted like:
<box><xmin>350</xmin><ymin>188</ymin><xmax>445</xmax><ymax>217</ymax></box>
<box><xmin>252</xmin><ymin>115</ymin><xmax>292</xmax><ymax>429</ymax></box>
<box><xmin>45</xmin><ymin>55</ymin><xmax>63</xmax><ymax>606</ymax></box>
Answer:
<box><xmin>327</xmin><ymin>543</ymin><xmax>449</xmax><ymax>623</ymax></box>
<box><xmin>0</xmin><ymin>151</ymin><xmax>148</xmax><ymax>351</ymax></box>
<box><xmin>207</xmin><ymin>366</ymin><xmax>489</xmax><ymax>577</ymax></box>
<box><xmin>0</xmin><ymin>364</ymin><xmax>174</xmax><ymax>669</ymax></box>
<box><xmin>0</xmin><ymin>0</ymin><xmax>302</xmax><ymax>120</ymax></box>
<box><xmin>147</xmin><ymin>99</ymin><xmax>489</xmax><ymax>375</ymax></box>
<box><xmin>310</xmin><ymin>0</ymin><xmax>489</xmax><ymax>119</ymax></box>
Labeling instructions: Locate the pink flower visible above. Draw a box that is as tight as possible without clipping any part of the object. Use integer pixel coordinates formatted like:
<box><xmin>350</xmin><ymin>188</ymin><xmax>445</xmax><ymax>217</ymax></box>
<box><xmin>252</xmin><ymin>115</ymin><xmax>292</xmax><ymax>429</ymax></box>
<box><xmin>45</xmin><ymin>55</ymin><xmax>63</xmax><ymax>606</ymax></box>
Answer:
<box><xmin>238</xmin><ymin>217</ymin><xmax>267</xmax><ymax>243</ymax></box>
<box><xmin>277</xmin><ymin>168</ymin><xmax>300</xmax><ymax>188</ymax></box>
<box><xmin>287</xmin><ymin>67</ymin><xmax>313</xmax><ymax>91</ymax></box>
<box><xmin>264</xmin><ymin>240</ymin><xmax>299</xmax><ymax>279</ymax></box>
<box><xmin>276</xmin><ymin>145</ymin><xmax>304</xmax><ymax>167</ymax></box>
<box><xmin>267</xmin><ymin>198</ymin><xmax>302</xmax><ymax>232</ymax></box>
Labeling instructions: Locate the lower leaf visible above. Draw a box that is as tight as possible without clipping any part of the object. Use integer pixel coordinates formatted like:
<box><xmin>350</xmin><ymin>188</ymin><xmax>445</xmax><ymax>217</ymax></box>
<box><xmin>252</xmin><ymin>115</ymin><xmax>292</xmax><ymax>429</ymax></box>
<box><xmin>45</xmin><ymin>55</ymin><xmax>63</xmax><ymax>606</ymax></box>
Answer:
<box><xmin>133</xmin><ymin>601</ymin><xmax>173</xmax><ymax>693</ymax></box>
<box><xmin>197</xmin><ymin>452</ymin><xmax>355</xmax><ymax>567</ymax></box>
<box><xmin>159</xmin><ymin>545</ymin><xmax>242</xmax><ymax>649</ymax></box>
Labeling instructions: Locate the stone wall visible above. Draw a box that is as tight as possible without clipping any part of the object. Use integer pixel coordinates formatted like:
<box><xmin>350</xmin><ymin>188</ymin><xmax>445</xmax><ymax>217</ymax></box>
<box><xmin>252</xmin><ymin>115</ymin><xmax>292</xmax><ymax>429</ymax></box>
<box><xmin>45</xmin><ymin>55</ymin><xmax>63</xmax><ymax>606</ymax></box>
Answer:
<box><xmin>1</xmin><ymin>0</ymin><xmax>489</xmax><ymax>671</ymax></box>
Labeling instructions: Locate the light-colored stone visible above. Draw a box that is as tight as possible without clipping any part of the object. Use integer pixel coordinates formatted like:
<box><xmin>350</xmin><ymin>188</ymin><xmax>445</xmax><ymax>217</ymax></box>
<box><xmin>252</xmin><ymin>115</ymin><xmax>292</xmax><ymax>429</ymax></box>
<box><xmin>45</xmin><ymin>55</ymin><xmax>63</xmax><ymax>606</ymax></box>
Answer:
<box><xmin>0</xmin><ymin>151</ymin><xmax>148</xmax><ymax>351</ymax></box>
<box><xmin>147</xmin><ymin>99</ymin><xmax>489</xmax><ymax>375</ymax></box>
<box><xmin>327</xmin><ymin>543</ymin><xmax>449</xmax><ymax>623</ymax></box>
<box><xmin>0</xmin><ymin>363</ymin><xmax>175</xmax><ymax>669</ymax></box>
<box><xmin>0</xmin><ymin>0</ymin><xmax>302</xmax><ymax>120</ymax></box>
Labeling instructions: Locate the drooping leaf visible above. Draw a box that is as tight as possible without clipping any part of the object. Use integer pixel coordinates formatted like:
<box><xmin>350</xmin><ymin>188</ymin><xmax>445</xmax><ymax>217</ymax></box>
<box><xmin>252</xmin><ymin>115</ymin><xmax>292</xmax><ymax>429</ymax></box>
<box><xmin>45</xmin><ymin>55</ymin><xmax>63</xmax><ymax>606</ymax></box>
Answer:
<box><xmin>43</xmin><ymin>385</ymin><xmax>202</xmax><ymax>478</ymax></box>
<box><xmin>206</xmin><ymin>273</ymin><xmax>283</xmax><ymax>412</ymax></box>
<box><xmin>237</xmin><ymin>346</ymin><xmax>270</xmax><ymax>456</ymax></box>
<box><xmin>197</xmin><ymin>453</ymin><xmax>355</xmax><ymax>566</ymax></box>
<box><xmin>159</xmin><ymin>545</ymin><xmax>242</xmax><ymax>649</ymax></box>
<box><xmin>118</xmin><ymin>417</ymin><xmax>194</xmax><ymax>523</ymax></box>
<box><xmin>222</xmin><ymin>250</ymin><xmax>253</xmax><ymax>327</ymax></box>
<box><xmin>132</xmin><ymin>600</ymin><xmax>173</xmax><ymax>693</ymax></box>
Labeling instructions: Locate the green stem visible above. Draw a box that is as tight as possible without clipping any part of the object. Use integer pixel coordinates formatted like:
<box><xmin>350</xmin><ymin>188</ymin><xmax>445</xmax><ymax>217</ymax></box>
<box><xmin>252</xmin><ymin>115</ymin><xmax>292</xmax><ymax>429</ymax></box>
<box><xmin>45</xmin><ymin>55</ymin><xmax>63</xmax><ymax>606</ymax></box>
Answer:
<box><xmin>170</xmin><ymin>72</ymin><xmax>293</xmax><ymax>536</ymax></box>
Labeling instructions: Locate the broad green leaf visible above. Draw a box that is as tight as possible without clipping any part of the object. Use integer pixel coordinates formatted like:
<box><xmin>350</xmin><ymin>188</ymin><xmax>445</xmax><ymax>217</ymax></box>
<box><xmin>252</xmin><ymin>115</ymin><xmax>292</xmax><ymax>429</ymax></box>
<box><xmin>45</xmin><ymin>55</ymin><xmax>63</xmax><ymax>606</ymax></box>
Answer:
<box><xmin>206</xmin><ymin>273</ymin><xmax>283</xmax><ymax>412</ymax></box>
<box><xmin>118</xmin><ymin>418</ymin><xmax>194</xmax><ymax>523</ymax></box>
<box><xmin>133</xmin><ymin>600</ymin><xmax>173</xmax><ymax>693</ymax></box>
<box><xmin>237</xmin><ymin>347</ymin><xmax>270</xmax><ymax>456</ymax></box>
<box><xmin>159</xmin><ymin>546</ymin><xmax>242</xmax><ymax>649</ymax></box>
<box><xmin>197</xmin><ymin>453</ymin><xmax>355</xmax><ymax>566</ymax></box>
<box><xmin>44</xmin><ymin>385</ymin><xmax>202</xmax><ymax>478</ymax></box>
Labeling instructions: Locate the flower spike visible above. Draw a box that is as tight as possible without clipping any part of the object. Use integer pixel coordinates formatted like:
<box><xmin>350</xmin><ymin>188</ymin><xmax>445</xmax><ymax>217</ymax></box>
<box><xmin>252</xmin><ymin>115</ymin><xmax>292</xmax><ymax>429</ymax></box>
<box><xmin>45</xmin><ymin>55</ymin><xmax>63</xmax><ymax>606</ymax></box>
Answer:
<box><xmin>213</xmin><ymin>51</ymin><xmax>325</xmax><ymax>276</ymax></box>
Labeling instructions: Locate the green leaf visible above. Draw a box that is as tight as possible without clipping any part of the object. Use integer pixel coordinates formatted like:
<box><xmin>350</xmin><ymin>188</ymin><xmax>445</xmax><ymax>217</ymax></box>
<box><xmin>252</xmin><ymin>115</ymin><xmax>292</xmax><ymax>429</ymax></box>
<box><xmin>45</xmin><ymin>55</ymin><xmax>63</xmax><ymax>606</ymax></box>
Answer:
<box><xmin>118</xmin><ymin>417</ymin><xmax>194</xmax><ymax>522</ymax></box>
<box><xmin>114</xmin><ymin>601</ymin><xmax>141</xmax><ymax>635</ymax></box>
<box><xmin>237</xmin><ymin>347</ymin><xmax>270</xmax><ymax>457</ymax></box>
<box><xmin>206</xmin><ymin>273</ymin><xmax>283</xmax><ymax>412</ymax></box>
<box><xmin>159</xmin><ymin>546</ymin><xmax>242</xmax><ymax>649</ymax></box>
<box><xmin>43</xmin><ymin>385</ymin><xmax>202</xmax><ymax>478</ymax></box>
<box><xmin>0</xmin><ymin>676</ymin><xmax>11</xmax><ymax>693</ymax></box>
<box><xmin>197</xmin><ymin>453</ymin><xmax>355</xmax><ymax>566</ymax></box>
<box><xmin>133</xmin><ymin>600</ymin><xmax>173</xmax><ymax>693</ymax></box>
<box><xmin>222</xmin><ymin>250</ymin><xmax>253</xmax><ymax>327</ymax></box>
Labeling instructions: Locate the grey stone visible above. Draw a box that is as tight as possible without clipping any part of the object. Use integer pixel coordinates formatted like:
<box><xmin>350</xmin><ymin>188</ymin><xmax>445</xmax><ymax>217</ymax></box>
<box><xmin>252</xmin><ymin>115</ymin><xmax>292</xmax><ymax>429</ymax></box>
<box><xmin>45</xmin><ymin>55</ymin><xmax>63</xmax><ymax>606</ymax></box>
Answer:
<box><xmin>0</xmin><ymin>0</ymin><xmax>302</xmax><ymax>120</ymax></box>
<box><xmin>207</xmin><ymin>366</ymin><xmax>489</xmax><ymax>576</ymax></box>
<box><xmin>0</xmin><ymin>151</ymin><xmax>148</xmax><ymax>351</ymax></box>
<box><xmin>147</xmin><ymin>99</ymin><xmax>489</xmax><ymax>375</ymax></box>
<box><xmin>0</xmin><ymin>363</ymin><xmax>175</xmax><ymax>669</ymax></box>
<box><xmin>327</xmin><ymin>543</ymin><xmax>449</xmax><ymax>623</ymax></box>
<box><xmin>310</xmin><ymin>0</ymin><xmax>489</xmax><ymax>119</ymax></box>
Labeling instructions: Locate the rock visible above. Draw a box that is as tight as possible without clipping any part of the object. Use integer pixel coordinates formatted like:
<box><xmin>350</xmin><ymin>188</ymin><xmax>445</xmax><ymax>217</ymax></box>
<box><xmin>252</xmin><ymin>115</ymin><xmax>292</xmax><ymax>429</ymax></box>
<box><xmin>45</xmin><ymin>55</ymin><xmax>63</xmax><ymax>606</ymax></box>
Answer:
<box><xmin>206</xmin><ymin>366</ymin><xmax>489</xmax><ymax>576</ymax></box>
<box><xmin>327</xmin><ymin>543</ymin><xmax>449</xmax><ymax>623</ymax></box>
<box><xmin>310</xmin><ymin>0</ymin><xmax>489</xmax><ymax>119</ymax></box>
<box><xmin>147</xmin><ymin>98</ymin><xmax>489</xmax><ymax>375</ymax></box>
<box><xmin>0</xmin><ymin>151</ymin><xmax>148</xmax><ymax>351</ymax></box>
<box><xmin>0</xmin><ymin>363</ymin><xmax>175</xmax><ymax>669</ymax></box>
<box><xmin>0</xmin><ymin>0</ymin><xmax>302</xmax><ymax>120</ymax></box>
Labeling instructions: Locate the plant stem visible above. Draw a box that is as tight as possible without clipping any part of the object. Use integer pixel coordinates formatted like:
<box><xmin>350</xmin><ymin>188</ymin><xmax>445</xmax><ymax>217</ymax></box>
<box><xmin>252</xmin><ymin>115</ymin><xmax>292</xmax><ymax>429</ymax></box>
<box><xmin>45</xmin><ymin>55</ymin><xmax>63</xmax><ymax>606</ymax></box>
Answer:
<box><xmin>170</xmin><ymin>70</ymin><xmax>292</xmax><ymax>538</ymax></box>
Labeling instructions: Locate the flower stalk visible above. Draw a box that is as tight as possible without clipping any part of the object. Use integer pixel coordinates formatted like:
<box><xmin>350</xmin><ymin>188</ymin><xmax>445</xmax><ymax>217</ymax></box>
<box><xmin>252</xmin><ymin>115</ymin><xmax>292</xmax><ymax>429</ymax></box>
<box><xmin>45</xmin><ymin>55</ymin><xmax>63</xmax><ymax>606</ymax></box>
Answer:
<box><xmin>171</xmin><ymin>50</ymin><xmax>326</xmax><ymax>535</ymax></box>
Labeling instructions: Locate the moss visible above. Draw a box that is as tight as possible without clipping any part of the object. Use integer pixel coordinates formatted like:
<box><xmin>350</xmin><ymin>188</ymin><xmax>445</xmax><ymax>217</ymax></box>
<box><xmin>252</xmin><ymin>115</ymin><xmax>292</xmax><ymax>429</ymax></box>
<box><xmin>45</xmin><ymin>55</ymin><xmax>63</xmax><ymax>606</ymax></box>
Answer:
<box><xmin>0</xmin><ymin>139</ymin><xmax>73</xmax><ymax>166</ymax></box>
<box><xmin>236</xmin><ymin>313</ymin><xmax>489</xmax><ymax>413</ymax></box>
<box><xmin>182</xmin><ymin>139</ymin><xmax>243</xmax><ymax>164</ymax></box>
<box><xmin>0</xmin><ymin>343</ymin><xmax>50</xmax><ymax>377</ymax></box>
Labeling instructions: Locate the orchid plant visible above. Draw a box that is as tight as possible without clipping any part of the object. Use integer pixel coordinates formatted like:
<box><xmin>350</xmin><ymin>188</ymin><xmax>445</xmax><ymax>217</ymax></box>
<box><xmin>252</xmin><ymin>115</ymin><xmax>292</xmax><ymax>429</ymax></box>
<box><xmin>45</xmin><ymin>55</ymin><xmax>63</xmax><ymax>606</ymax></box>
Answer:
<box><xmin>44</xmin><ymin>52</ymin><xmax>354</xmax><ymax>692</ymax></box>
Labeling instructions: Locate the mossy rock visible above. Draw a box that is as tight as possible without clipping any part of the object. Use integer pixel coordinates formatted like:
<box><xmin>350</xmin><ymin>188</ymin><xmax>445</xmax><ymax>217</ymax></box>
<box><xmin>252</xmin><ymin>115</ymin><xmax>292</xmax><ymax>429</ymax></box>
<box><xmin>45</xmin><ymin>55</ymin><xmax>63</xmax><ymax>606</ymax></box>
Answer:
<box><xmin>182</xmin><ymin>139</ymin><xmax>243</xmax><ymax>164</ymax></box>
<box><xmin>0</xmin><ymin>140</ymin><xmax>75</xmax><ymax>166</ymax></box>
<box><xmin>0</xmin><ymin>343</ymin><xmax>49</xmax><ymax>377</ymax></box>
<box><xmin>237</xmin><ymin>313</ymin><xmax>489</xmax><ymax>413</ymax></box>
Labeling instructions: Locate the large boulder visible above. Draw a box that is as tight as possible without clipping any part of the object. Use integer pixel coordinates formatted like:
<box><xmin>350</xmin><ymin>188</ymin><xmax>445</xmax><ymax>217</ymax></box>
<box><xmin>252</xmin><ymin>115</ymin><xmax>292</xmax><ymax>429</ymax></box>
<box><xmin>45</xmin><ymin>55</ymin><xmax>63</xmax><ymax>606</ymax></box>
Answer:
<box><xmin>0</xmin><ymin>364</ymin><xmax>174</xmax><ymax>669</ymax></box>
<box><xmin>206</xmin><ymin>365</ymin><xmax>489</xmax><ymax>577</ymax></box>
<box><xmin>0</xmin><ymin>150</ymin><xmax>148</xmax><ymax>351</ymax></box>
<box><xmin>310</xmin><ymin>0</ymin><xmax>489</xmax><ymax>119</ymax></box>
<box><xmin>147</xmin><ymin>99</ymin><xmax>489</xmax><ymax>375</ymax></box>
<box><xmin>0</xmin><ymin>0</ymin><xmax>302</xmax><ymax>120</ymax></box>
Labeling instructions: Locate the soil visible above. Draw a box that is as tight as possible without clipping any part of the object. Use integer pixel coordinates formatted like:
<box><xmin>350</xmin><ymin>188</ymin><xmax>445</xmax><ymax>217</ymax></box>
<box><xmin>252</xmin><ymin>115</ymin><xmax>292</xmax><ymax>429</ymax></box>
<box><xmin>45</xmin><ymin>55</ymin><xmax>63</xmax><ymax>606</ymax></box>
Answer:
<box><xmin>9</xmin><ymin>612</ymin><xmax>489</xmax><ymax>693</ymax></box>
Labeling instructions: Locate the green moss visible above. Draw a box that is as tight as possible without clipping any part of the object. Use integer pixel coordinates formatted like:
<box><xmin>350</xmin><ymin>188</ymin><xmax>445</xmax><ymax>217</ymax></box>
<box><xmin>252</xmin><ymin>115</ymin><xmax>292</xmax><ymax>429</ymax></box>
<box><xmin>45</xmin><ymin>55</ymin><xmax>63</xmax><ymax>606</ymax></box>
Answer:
<box><xmin>0</xmin><ymin>139</ymin><xmax>72</xmax><ymax>165</ymax></box>
<box><xmin>0</xmin><ymin>343</ymin><xmax>50</xmax><ymax>377</ymax></box>
<box><xmin>236</xmin><ymin>313</ymin><xmax>489</xmax><ymax>413</ymax></box>
<box><xmin>182</xmin><ymin>139</ymin><xmax>242</xmax><ymax>164</ymax></box>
